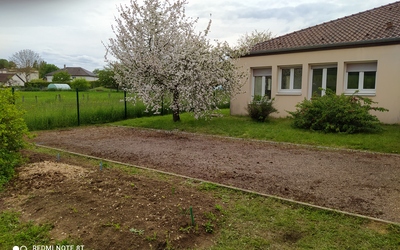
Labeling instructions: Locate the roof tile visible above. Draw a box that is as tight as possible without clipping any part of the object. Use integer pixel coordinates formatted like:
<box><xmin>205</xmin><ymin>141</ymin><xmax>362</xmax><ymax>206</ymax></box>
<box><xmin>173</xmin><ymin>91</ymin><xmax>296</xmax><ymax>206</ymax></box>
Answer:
<box><xmin>46</xmin><ymin>67</ymin><xmax>96</xmax><ymax>77</ymax></box>
<box><xmin>251</xmin><ymin>1</ymin><xmax>400</xmax><ymax>54</ymax></box>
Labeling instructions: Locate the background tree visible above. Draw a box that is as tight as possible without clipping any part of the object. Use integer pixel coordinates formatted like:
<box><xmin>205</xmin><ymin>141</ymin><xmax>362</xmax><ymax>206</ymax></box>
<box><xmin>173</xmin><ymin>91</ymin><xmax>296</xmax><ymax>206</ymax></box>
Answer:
<box><xmin>0</xmin><ymin>59</ymin><xmax>9</xmax><ymax>69</ymax></box>
<box><xmin>39</xmin><ymin>62</ymin><xmax>59</xmax><ymax>79</ymax></box>
<box><xmin>231</xmin><ymin>30</ymin><xmax>274</xmax><ymax>58</ymax></box>
<box><xmin>52</xmin><ymin>71</ymin><xmax>71</xmax><ymax>83</ymax></box>
<box><xmin>97</xmin><ymin>67</ymin><xmax>117</xmax><ymax>90</ymax></box>
<box><xmin>9</xmin><ymin>49</ymin><xmax>43</xmax><ymax>83</ymax></box>
<box><xmin>8</xmin><ymin>61</ymin><xmax>16</xmax><ymax>69</ymax></box>
<box><xmin>105</xmin><ymin>0</ymin><xmax>244</xmax><ymax>122</ymax></box>
<box><xmin>70</xmin><ymin>78</ymin><xmax>90</xmax><ymax>90</ymax></box>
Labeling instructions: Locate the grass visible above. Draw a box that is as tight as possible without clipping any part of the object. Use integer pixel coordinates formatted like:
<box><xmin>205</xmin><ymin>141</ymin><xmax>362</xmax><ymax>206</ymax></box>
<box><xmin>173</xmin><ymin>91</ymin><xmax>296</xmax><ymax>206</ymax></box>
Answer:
<box><xmin>0</xmin><ymin>211</ymin><xmax>51</xmax><ymax>248</ymax></box>
<box><xmin>112</xmin><ymin>109</ymin><xmax>400</xmax><ymax>154</ymax></box>
<box><xmin>209</xmin><ymin>190</ymin><xmax>400</xmax><ymax>249</ymax></box>
<box><xmin>14</xmin><ymin>90</ymin><xmax>227</xmax><ymax>131</ymax></box>
<box><xmin>15</xmin><ymin>90</ymin><xmax>149</xmax><ymax>130</ymax></box>
<box><xmin>0</xmin><ymin>211</ymin><xmax>78</xmax><ymax>249</ymax></box>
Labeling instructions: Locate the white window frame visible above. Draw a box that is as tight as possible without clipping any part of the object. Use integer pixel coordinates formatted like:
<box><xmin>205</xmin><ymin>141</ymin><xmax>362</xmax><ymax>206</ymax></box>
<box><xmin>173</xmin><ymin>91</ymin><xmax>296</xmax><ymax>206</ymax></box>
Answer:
<box><xmin>308</xmin><ymin>65</ymin><xmax>337</xmax><ymax>98</ymax></box>
<box><xmin>251</xmin><ymin>68</ymin><xmax>272</xmax><ymax>100</ymax></box>
<box><xmin>344</xmin><ymin>62</ymin><xmax>377</xmax><ymax>96</ymax></box>
<box><xmin>277</xmin><ymin>66</ymin><xmax>302</xmax><ymax>95</ymax></box>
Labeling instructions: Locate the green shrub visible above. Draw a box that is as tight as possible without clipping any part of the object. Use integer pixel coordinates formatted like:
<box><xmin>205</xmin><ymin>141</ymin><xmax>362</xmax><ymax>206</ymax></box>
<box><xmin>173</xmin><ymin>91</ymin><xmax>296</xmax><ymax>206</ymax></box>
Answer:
<box><xmin>52</xmin><ymin>71</ymin><xmax>71</xmax><ymax>83</ymax></box>
<box><xmin>0</xmin><ymin>88</ymin><xmax>29</xmax><ymax>189</ymax></box>
<box><xmin>288</xmin><ymin>89</ymin><xmax>388</xmax><ymax>133</ymax></box>
<box><xmin>25</xmin><ymin>79</ymin><xmax>48</xmax><ymax>90</ymax></box>
<box><xmin>70</xmin><ymin>78</ymin><xmax>91</xmax><ymax>90</ymax></box>
<box><xmin>247</xmin><ymin>96</ymin><xmax>277</xmax><ymax>122</ymax></box>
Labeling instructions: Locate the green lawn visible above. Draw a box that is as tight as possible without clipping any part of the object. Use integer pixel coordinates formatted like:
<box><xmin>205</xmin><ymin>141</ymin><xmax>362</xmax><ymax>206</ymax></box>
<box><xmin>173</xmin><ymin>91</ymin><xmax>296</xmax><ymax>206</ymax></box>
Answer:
<box><xmin>113</xmin><ymin>109</ymin><xmax>400</xmax><ymax>154</ymax></box>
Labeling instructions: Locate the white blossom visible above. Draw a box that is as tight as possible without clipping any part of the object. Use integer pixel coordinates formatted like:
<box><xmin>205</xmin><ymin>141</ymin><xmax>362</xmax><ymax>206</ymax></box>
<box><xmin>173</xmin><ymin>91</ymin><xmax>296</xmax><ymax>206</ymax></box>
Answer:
<box><xmin>105</xmin><ymin>0</ymin><xmax>245</xmax><ymax>121</ymax></box>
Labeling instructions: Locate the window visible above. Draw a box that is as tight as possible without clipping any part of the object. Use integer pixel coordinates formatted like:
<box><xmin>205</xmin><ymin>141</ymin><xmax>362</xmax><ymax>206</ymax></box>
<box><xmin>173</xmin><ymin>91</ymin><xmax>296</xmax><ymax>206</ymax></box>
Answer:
<box><xmin>252</xmin><ymin>68</ymin><xmax>272</xmax><ymax>99</ymax></box>
<box><xmin>310</xmin><ymin>66</ymin><xmax>337</xmax><ymax>97</ymax></box>
<box><xmin>345</xmin><ymin>62</ymin><xmax>377</xmax><ymax>95</ymax></box>
<box><xmin>278</xmin><ymin>66</ymin><xmax>302</xmax><ymax>94</ymax></box>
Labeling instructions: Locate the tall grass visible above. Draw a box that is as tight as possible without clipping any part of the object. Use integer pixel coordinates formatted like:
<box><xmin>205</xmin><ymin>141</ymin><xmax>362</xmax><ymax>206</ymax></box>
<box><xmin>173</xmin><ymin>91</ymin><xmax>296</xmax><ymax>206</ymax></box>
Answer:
<box><xmin>15</xmin><ymin>89</ymin><xmax>229</xmax><ymax>131</ymax></box>
<box><xmin>16</xmin><ymin>90</ymin><xmax>149</xmax><ymax>130</ymax></box>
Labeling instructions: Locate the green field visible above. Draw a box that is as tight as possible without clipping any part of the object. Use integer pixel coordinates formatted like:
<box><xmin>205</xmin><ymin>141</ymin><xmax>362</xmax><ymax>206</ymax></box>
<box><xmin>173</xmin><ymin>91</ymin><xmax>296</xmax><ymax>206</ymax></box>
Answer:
<box><xmin>15</xmin><ymin>90</ymin><xmax>150</xmax><ymax>130</ymax></box>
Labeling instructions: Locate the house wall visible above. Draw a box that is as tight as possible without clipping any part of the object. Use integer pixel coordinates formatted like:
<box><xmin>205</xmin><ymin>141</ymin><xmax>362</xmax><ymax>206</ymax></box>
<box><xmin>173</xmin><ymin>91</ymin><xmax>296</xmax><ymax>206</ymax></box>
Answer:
<box><xmin>47</xmin><ymin>76</ymin><xmax>98</xmax><ymax>82</ymax></box>
<box><xmin>71</xmin><ymin>76</ymin><xmax>98</xmax><ymax>81</ymax></box>
<box><xmin>231</xmin><ymin>44</ymin><xmax>400</xmax><ymax>124</ymax></box>
<box><xmin>2</xmin><ymin>71</ymin><xmax>39</xmax><ymax>86</ymax></box>
<box><xmin>16</xmin><ymin>72</ymin><xmax>39</xmax><ymax>86</ymax></box>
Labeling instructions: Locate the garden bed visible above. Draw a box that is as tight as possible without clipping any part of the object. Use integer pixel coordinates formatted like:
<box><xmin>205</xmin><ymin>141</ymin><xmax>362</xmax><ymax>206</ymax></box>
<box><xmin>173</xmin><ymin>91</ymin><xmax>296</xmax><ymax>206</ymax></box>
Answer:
<box><xmin>31</xmin><ymin>126</ymin><xmax>400</xmax><ymax>223</ymax></box>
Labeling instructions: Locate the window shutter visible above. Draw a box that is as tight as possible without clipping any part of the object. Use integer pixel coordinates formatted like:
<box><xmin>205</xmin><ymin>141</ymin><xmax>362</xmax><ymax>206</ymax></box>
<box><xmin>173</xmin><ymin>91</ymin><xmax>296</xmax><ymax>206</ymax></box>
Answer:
<box><xmin>347</xmin><ymin>62</ymin><xmax>377</xmax><ymax>72</ymax></box>
<box><xmin>253</xmin><ymin>68</ymin><xmax>272</xmax><ymax>76</ymax></box>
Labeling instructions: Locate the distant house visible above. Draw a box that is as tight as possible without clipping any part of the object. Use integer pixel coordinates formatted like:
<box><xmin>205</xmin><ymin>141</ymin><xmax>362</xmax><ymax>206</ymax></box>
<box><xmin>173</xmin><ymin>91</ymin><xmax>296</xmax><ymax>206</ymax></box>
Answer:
<box><xmin>0</xmin><ymin>72</ymin><xmax>17</xmax><ymax>86</ymax></box>
<box><xmin>0</xmin><ymin>68</ymin><xmax>39</xmax><ymax>86</ymax></box>
<box><xmin>45</xmin><ymin>66</ymin><xmax>98</xmax><ymax>82</ymax></box>
<box><xmin>47</xmin><ymin>83</ymin><xmax>71</xmax><ymax>90</ymax></box>
<box><xmin>231</xmin><ymin>1</ymin><xmax>400</xmax><ymax>124</ymax></box>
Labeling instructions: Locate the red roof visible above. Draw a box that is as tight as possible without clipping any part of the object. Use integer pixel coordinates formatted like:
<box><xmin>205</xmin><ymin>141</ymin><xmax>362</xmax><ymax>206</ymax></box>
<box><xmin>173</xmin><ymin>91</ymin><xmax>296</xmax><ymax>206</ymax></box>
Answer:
<box><xmin>250</xmin><ymin>1</ymin><xmax>400</xmax><ymax>55</ymax></box>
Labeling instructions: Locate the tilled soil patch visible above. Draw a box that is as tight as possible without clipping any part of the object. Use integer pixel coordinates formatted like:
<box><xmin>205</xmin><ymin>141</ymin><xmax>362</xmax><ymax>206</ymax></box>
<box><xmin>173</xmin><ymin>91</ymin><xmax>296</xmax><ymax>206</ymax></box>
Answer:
<box><xmin>33</xmin><ymin>126</ymin><xmax>400</xmax><ymax>223</ymax></box>
<box><xmin>0</xmin><ymin>155</ymin><xmax>221</xmax><ymax>249</ymax></box>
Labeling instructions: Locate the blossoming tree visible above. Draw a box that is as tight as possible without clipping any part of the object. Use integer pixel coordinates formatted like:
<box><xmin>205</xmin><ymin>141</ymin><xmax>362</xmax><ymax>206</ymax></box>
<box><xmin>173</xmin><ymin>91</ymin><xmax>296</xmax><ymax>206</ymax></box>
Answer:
<box><xmin>105</xmin><ymin>0</ymin><xmax>245</xmax><ymax>122</ymax></box>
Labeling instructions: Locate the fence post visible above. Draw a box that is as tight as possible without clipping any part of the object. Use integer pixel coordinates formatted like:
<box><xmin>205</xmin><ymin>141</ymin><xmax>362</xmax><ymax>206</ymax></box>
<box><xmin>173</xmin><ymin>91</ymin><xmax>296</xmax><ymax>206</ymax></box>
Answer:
<box><xmin>76</xmin><ymin>88</ymin><xmax>80</xmax><ymax>126</ymax></box>
<box><xmin>11</xmin><ymin>87</ymin><xmax>15</xmax><ymax>104</ymax></box>
<box><xmin>124</xmin><ymin>90</ymin><xmax>127</xmax><ymax>119</ymax></box>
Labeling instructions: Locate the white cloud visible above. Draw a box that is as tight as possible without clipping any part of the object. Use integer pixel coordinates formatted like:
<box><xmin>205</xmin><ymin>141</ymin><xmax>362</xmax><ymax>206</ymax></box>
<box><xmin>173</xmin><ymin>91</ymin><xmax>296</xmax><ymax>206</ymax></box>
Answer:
<box><xmin>0</xmin><ymin>0</ymin><xmax>395</xmax><ymax>71</ymax></box>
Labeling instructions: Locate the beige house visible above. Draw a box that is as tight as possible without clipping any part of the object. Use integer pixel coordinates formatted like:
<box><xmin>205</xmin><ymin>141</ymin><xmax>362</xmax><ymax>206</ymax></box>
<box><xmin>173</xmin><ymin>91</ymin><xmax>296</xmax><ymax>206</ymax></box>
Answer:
<box><xmin>231</xmin><ymin>1</ymin><xmax>400</xmax><ymax>124</ymax></box>
<box><xmin>0</xmin><ymin>68</ymin><xmax>39</xmax><ymax>86</ymax></box>
<box><xmin>45</xmin><ymin>66</ymin><xmax>98</xmax><ymax>82</ymax></box>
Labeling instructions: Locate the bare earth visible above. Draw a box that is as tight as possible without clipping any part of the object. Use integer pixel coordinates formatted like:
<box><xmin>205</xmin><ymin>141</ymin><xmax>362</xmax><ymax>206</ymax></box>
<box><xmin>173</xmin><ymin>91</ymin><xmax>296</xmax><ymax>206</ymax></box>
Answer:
<box><xmin>1</xmin><ymin>154</ymin><xmax>220</xmax><ymax>249</ymax></box>
<box><xmin>31</xmin><ymin>126</ymin><xmax>400</xmax><ymax>223</ymax></box>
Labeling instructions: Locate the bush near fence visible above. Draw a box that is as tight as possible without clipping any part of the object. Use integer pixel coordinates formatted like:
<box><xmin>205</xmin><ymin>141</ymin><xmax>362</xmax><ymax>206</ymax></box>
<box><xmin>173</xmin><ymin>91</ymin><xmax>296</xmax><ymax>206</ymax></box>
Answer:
<box><xmin>0</xmin><ymin>88</ymin><xmax>29</xmax><ymax>189</ymax></box>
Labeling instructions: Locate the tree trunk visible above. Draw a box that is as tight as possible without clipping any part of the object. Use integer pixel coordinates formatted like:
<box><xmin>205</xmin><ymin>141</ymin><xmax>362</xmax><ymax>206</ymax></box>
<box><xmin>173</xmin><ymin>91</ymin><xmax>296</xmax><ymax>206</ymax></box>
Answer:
<box><xmin>173</xmin><ymin>110</ymin><xmax>180</xmax><ymax>122</ymax></box>
<box><xmin>172</xmin><ymin>88</ymin><xmax>180</xmax><ymax>122</ymax></box>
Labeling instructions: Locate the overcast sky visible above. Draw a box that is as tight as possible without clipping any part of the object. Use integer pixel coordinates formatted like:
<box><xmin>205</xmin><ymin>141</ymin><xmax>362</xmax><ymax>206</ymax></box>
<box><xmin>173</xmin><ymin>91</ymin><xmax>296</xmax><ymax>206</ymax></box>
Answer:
<box><xmin>0</xmin><ymin>0</ymin><xmax>395</xmax><ymax>72</ymax></box>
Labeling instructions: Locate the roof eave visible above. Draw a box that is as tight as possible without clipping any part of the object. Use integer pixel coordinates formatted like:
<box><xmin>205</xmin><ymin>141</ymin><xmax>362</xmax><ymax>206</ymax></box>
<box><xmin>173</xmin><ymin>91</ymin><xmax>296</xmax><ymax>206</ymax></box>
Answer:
<box><xmin>245</xmin><ymin>37</ymin><xmax>400</xmax><ymax>57</ymax></box>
